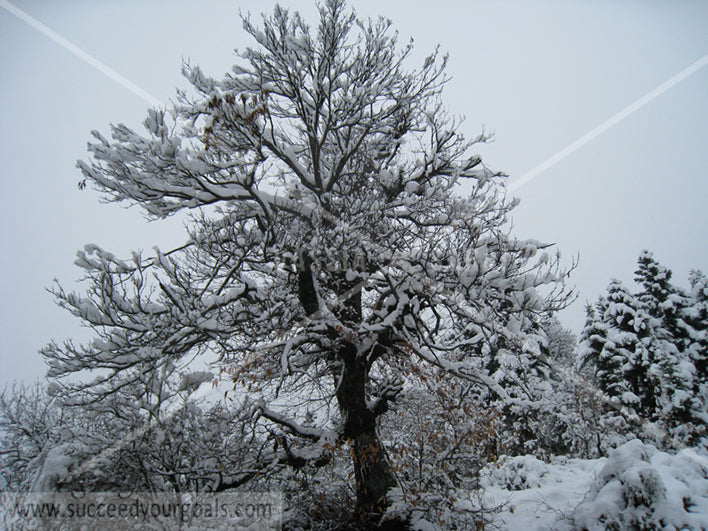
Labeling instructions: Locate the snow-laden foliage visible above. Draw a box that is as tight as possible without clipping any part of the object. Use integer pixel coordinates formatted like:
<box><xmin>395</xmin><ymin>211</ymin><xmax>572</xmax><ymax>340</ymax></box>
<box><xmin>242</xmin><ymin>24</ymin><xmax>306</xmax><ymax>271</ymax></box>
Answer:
<box><xmin>685</xmin><ymin>270</ymin><xmax>708</xmax><ymax>430</ymax></box>
<box><xmin>0</xmin><ymin>382</ymin><xmax>265</xmax><ymax>495</ymax></box>
<box><xmin>572</xmin><ymin>439</ymin><xmax>708</xmax><ymax>530</ymax></box>
<box><xmin>379</xmin><ymin>365</ymin><xmax>504</xmax><ymax>529</ymax></box>
<box><xmin>578</xmin><ymin>251</ymin><xmax>708</xmax><ymax>448</ymax></box>
<box><xmin>0</xmin><ymin>384</ymin><xmax>65</xmax><ymax>491</ymax></box>
<box><xmin>473</xmin><ymin>439</ymin><xmax>708</xmax><ymax>531</ymax></box>
<box><xmin>42</xmin><ymin>0</ymin><xmax>574</xmax><ymax>523</ymax></box>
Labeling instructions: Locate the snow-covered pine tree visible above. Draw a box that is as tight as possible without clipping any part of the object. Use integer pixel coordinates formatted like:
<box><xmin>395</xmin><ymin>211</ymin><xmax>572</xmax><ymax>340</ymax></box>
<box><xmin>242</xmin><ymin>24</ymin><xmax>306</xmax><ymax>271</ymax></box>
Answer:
<box><xmin>582</xmin><ymin>276</ymin><xmax>668</xmax><ymax>420</ymax></box>
<box><xmin>682</xmin><ymin>270</ymin><xmax>708</xmax><ymax>441</ymax></box>
<box><xmin>579</xmin><ymin>252</ymin><xmax>708</xmax><ymax>447</ymax></box>
<box><xmin>686</xmin><ymin>271</ymin><xmax>708</xmax><ymax>391</ymax></box>
<box><xmin>578</xmin><ymin>300</ymin><xmax>609</xmax><ymax>374</ymax></box>
<box><xmin>575</xmin><ymin>283</ymin><xmax>656</xmax><ymax>454</ymax></box>
<box><xmin>42</xmin><ymin>0</ymin><xmax>573</xmax><ymax>522</ymax></box>
<box><xmin>599</xmin><ymin>279</ymin><xmax>650</xmax><ymax>412</ymax></box>
<box><xmin>634</xmin><ymin>251</ymin><xmax>694</xmax><ymax>430</ymax></box>
<box><xmin>473</xmin><ymin>314</ymin><xmax>574</xmax><ymax>457</ymax></box>
<box><xmin>635</xmin><ymin>250</ymin><xmax>677</xmax><ymax>326</ymax></box>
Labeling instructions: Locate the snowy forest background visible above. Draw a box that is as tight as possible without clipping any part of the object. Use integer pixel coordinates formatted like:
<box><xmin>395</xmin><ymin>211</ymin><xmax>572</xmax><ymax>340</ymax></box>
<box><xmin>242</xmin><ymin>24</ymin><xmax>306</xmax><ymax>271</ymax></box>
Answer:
<box><xmin>1</xmin><ymin>1</ymin><xmax>707</xmax><ymax>529</ymax></box>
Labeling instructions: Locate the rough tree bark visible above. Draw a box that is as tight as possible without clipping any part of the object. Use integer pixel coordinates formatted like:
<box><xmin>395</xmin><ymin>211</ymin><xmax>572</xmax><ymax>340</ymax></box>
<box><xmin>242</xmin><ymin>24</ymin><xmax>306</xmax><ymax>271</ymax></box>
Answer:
<box><xmin>336</xmin><ymin>343</ymin><xmax>396</xmax><ymax>517</ymax></box>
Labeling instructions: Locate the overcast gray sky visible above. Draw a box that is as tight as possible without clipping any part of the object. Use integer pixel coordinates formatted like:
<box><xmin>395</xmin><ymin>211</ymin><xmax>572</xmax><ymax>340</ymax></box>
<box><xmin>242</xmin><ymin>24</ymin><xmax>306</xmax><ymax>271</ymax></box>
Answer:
<box><xmin>1</xmin><ymin>0</ymin><xmax>706</xmax><ymax>385</ymax></box>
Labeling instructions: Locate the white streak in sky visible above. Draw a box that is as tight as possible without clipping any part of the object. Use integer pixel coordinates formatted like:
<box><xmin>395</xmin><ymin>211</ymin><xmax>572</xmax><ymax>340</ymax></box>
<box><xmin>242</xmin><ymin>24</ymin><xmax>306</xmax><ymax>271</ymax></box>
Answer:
<box><xmin>0</xmin><ymin>0</ymin><xmax>163</xmax><ymax>108</ymax></box>
<box><xmin>509</xmin><ymin>54</ymin><xmax>708</xmax><ymax>193</ymax></box>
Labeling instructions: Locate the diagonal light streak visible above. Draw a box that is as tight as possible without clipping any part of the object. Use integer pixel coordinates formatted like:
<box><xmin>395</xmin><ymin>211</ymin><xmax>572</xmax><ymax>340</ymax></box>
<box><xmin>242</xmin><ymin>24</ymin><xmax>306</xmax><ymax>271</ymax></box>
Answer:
<box><xmin>509</xmin><ymin>54</ymin><xmax>708</xmax><ymax>192</ymax></box>
<box><xmin>0</xmin><ymin>0</ymin><xmax>163</xmax><ymax>107</ymax></box>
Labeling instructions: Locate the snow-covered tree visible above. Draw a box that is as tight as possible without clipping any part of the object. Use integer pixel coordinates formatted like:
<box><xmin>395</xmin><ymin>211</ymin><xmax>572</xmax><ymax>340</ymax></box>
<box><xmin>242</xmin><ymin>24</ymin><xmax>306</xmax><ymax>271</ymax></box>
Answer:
<box><xmin>542</xmin><ymin>315</ymin><xmax>577</xmax><ymax>365</ymax></box>
<box><xmin>0</xmin><ymin>382</ymin><xmax>265</xmax><ymax>495</ymax></box>
<box><xmin>0</xmin><ymin>383</ymin><xmax>63</xmax><ymax>491</ymax></box>
<box><xmin>686</xmin><ymin>271</ymin><xmax>708</xmax><ymax>393</ymax></box>
<box><xmin>604</xmin><ymin>279</ymin><xmax>653</xmax><ymax>414</ymax></box>
<box><xmin>635</xmin><ymin>250</ymin><xmax>678</xmax><ymax>326</ymax></box>
<box><xmin>682</xmin><ymin>270</ymin><xmax>708</xmax><ymax>441</ymax></box>
<box><xmin>43</xmin><ymin>0</ymin><xmax>573</xmax><ymax>522</ymax></box>
<box><xmin>578</xmin><ymin>281</ymin><xmax>644</xmax><ymax>414</ymax></box>
<box><xmin>578</xmin><ymin>301</ymin><xmax>608</xmax><ymax>374</ymax></box>
<box><xmin>633</xmin><ymin>251</ymin><xmax>692</xmax><ymax>424</ymax></box>
<box><xmin>579</xmin><ymin>252</ymin><xmax>708</xmax><ymax>448</ymax></box>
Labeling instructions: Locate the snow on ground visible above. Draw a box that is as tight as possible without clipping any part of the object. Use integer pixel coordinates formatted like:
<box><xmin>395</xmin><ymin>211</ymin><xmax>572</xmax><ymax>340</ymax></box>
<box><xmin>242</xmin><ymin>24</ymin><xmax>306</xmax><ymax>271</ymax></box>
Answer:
<box><xmin>480</xmin><ymin>452</ymin><xmax>605</xmax><ymax>530</ymax></box>
<box><xmin>477</xmin><ymin>440</ymin><xmax>708</xmax><ymax>530</ymax></box>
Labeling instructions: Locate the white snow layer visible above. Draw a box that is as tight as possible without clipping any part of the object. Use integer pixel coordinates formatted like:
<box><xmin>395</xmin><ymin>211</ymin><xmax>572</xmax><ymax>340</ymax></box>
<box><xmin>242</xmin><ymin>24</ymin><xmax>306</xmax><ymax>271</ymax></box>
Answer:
<box><xmin>477</xmin><ymin>439</ymin><xmax>708</xmax><ymax>530</ymax></box>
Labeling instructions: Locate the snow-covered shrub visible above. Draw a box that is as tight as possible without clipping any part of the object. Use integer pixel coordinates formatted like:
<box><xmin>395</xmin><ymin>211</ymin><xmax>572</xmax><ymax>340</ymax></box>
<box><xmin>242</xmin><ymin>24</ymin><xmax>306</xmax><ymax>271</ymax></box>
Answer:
<box><xmin>281</xmin><ymin>470</ymin><xmax>360</xmax><ymax>530</ymax></box>
<box><xmin>27</xmin><ymin>442</ymin><xmax>87</xmax><ymax>492</ymax></box>
<box><xmin>481</xmin><ymin>454</ymin><xmax>552</xmax><ymax>491</ymax></box>
<box><xmin>385</xmin><ymin>486</ymin><xmax>501</xmax><ymax>531</ymax></box>
<box><xmin>1</xmin><ymin>381</ymin><xmax>269</xmax><ymax>494</ymax></box>
<box><xmin>375</xmin><ymin>366</ymin><xmax>504</xmax><ymax>529</ymax></box>
<box><xmin>572</xmin><ymin>439</ymin><xmax>708</xmax><ymax>530</ymax></box>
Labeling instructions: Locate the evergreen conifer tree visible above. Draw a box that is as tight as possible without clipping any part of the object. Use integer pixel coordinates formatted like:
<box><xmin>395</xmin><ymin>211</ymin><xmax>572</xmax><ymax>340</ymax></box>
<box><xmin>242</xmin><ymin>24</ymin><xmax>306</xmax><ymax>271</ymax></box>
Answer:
<box><xmin>578</xmin><ymin>252</ymin><xmax>708</xmax><ymax>446</ymax></box>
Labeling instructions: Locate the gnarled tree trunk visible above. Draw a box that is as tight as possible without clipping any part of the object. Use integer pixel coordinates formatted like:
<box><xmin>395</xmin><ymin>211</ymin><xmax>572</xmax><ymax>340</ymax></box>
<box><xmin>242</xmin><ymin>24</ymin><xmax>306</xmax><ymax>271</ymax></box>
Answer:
<box><xmin>336</xmin><ymin>344</ymin><xmax>396</xmax><ymax>519</ymax></box>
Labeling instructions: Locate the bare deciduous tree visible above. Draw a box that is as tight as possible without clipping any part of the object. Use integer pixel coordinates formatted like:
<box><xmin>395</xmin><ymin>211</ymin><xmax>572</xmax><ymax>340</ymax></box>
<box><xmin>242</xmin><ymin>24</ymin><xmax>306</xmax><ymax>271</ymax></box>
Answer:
<box><xmin>44</xmin><ymin>0</ymin><xmax>573</xmax><ymax>522</ymax></box>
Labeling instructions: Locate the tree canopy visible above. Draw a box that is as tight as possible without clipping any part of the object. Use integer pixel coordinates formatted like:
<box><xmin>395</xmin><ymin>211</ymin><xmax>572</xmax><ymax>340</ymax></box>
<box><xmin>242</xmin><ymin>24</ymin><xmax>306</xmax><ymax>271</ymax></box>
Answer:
<box><xmin>42</xmin><ymin>0</ymin><xmax>574</xmax><ymax>523</ymax></box>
